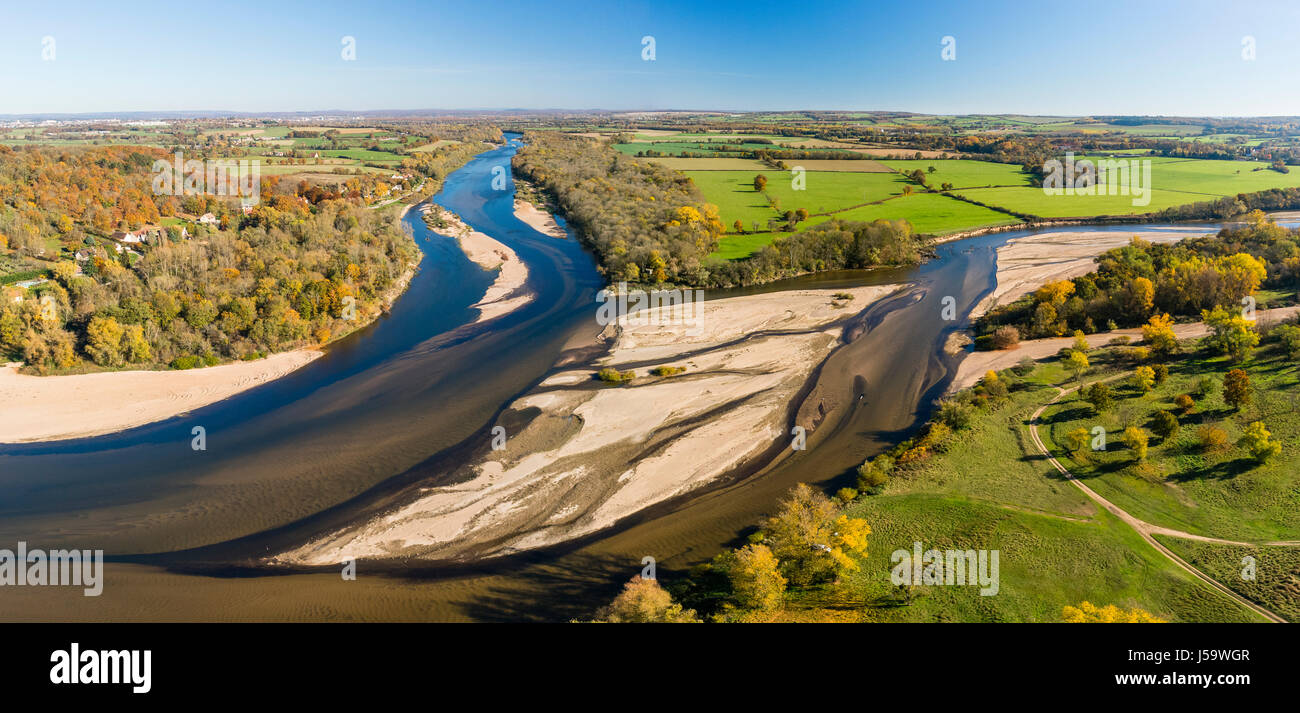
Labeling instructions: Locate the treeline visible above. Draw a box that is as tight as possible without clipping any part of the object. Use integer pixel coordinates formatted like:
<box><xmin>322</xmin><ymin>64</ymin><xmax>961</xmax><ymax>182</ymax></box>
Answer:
<box><xmin>0</xmin><ymin>201</ymin><xmax>418</xmax><ymax>373</ymax></box>
<box><xmin>975</xmin><ymin>217</ymin><xmax>1298</xmax><ymax>345</ymax></box>
<box><xmin>708</xmin><ymin>218</ymin><xmax>923</xmax><ymax>287</ymax></box>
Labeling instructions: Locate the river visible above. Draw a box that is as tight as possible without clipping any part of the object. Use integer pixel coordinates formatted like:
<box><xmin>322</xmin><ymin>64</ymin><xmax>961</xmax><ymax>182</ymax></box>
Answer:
<box><xmin>0</xmin><ymin>136</ymin><xmax>1268</xmax><ymax>621</ymax></box>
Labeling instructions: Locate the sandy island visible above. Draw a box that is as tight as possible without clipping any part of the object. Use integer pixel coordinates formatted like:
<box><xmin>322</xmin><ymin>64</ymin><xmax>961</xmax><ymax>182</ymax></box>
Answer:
<box><xmin>970</xmin><ymin>226</ymin><xmax>1217</xmax><ymax>320</ymax></box>
<box><xmin>423</xmin><ymin>205</ymin><xmax>531</xmax><ymax>322</ymax></box>
<box><xmin>0</xmin><ymin>351</ymin><xmax>322</xmax><ymax>443</ymax></box>
<box><xmin>513</xmin><ymin>199</ymin><xmax>566</xmax><ymax>238</ymax></box>
<box><xmin>274</xmin><ymin>283</ymin><xmax>904</xmax><ymax>565</ymax></box>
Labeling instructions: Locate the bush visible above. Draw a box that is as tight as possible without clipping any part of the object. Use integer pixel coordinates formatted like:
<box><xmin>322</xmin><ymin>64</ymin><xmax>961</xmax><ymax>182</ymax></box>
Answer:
<box><xmin>649</xmin><ymin>365</ymin><xmax>686</xmax><ymax>377</ymax></box>
<box><xmin>597</xmin><ymin>367</ymin><xmax>636</xmax><ymax>383</ymax></box>
<box><xmin>1123</xmin><ymin>426</ymin><xmax>1150</xmax><ymax>461</ymax></box>
<box><xmin>937</xmin><ymin>399</ymin><xmax>975</xmax><ymax>430</ymax></box>
<box><xmin>1174</xmin><ymin>393</ymin><xmax>1196</xmax><ymax>414</ymax></box>
<box><xmin>835</xmin><ymin>487</ymin><xmax>859</xmax><ymax>503</ymax></box>
<box><xmin>1238</xmin><ymin>421</ymin><xmax>1281</xmax><ymax>463</ymax></box>
<box><xmin>1151</xmin><ymin>411</ymin><xmax>1180</xmax><ymax>440</ymax></box>
<box><xmin>1194</xmin><ymin>376</ymin><xmax>1218</xmax><ymax>398</ymax></box>
<box><xmin>1152</xmin><ymin>363</ymin><xmax>1169</xmax><ymax>385</ymax></box>
<box><xmin>992</xmin><ymin>326</ymin><xmax>1021</xmax><ymax>350</ymax></box>
<box><xmin>1197</xmin><ymin>425</ymin><xmax>1230</xmax><ymax>453</ymax></box>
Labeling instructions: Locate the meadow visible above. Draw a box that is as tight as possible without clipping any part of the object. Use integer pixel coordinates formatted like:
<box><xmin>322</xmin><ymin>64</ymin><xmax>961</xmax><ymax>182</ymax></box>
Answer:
<box><xmin>824</xmin><ymin>361</ymin><xmax>1262</xmax><ymax>622</ymax></box>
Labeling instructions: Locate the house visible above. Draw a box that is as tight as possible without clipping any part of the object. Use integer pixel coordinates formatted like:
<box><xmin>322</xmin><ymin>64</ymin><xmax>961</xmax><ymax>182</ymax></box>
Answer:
<box><xmin>198</xmin><ymin>213</ymin><xmax>218</xmax><ymax>226</ymax></box>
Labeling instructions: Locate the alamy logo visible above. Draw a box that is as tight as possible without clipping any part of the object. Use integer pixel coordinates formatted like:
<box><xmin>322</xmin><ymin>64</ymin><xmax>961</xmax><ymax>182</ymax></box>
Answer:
<box><xmin>1042</xmin><ymin>152</ymin><xmax>1151</xmax><ymax>207</ymax></box>
<box><xmin>595</xmin><ymin>282</ymin><xmax>704</xmax><ymax>336</ymax></box>
<box><xmin>0</xmin><ymin>542</ymin><xmax>103</xmax><ymax>596</ymax></box>
<box><xmin>890</xmin><ymin>541</ymin><xmax>999</xmax><ymax>595</ymax></box>
<box><xmin>152</xmin><ymin>151</ymin><xmax>261</xmax><ymax>206</ymax></box>
<box><xmin>50</xmin><ymin>643</ymin><xmax>151</xmax><ymax>694</ymax></box>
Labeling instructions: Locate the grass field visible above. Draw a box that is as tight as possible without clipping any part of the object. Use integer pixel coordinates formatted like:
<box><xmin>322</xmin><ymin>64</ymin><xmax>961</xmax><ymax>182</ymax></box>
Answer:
<box><xmin>1041</xmin><ymin>344</ymin><xmax>1300</xmax><ymax>543</ymax></box>
<box><xmin>881</xmin><ymin>159</ymin><xmax>1034</xmax><ymax>188</ymax></box>
<box><xmin>1155</xmin><ymin>537</ymin><xmax>1300</xmax><ymax>621</ymax></box>
<box><xmin>821</xmin><ymin>362</ymin><xmax>1262</xmax><ymax>622</ymax></box>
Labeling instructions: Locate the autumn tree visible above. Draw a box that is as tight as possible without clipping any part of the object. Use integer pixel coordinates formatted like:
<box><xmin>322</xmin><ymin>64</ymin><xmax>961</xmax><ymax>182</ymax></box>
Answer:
<box><xmin>1141</xmin><ymin>313</ymin><xmax>1178</xmax><ymax>357</ymax></box>
<box><xmin>728</xmin><ymin>544</ymin><xmax>787</xmax><ymax>611</ymax></box>
<box><xmin>762</xmin><ymin>483</ymin><xmax>871</xmax><ymax>587</ymax></box>
<box><xmin>1062</xmin><ymin>601</ymin><xmax>1166</xmax><ymax>623</ymax></box>
<box><xmin>593</xmin><ymin>576</ymin><xmax>700</xmax><ymax>623</ymax></box>
<box><xmin>1238</xmin><ymin>421</ymin><xmax>1281</xmax><ymax>463</ymax></box>
<box><xmin>1223</xmin><ymin>368</ymin><xmax>1251</xmax><ymax>410</ymax></box>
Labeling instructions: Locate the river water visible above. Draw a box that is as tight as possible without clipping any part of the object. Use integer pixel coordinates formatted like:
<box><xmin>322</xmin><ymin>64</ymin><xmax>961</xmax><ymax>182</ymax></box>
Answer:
<box><xmin>0</xmin><ymin>136</ymin><xmax>1261</xmax><ymax>621</ymax></box>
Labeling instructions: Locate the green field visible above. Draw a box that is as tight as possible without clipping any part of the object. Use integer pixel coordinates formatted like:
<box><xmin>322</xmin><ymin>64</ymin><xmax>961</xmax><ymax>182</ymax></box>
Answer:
<box><xmin>1041</xmin><ymin>348</ymin><xmax>1300</xmax><ymax>543</ymax></box>
<box><xmin>826</xmin><ymin>362</ymin><xmax>1263</xmax><ymax>622</ymax></box>
<box><xmin>881</xmin><ymin>159</ymin><xmax>1033</xmax><ymax>188</ymax></box>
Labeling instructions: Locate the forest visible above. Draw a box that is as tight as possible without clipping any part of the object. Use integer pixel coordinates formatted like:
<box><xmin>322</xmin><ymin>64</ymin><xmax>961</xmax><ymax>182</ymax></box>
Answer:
<box><xmin>0</xmin><ymin>136</ymin><xmax>490</xmax><ymax>373</ymax></box>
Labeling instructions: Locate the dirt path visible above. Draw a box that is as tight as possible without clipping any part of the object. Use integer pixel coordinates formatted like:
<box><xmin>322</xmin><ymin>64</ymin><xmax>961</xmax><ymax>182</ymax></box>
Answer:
<box><xmin>1027</xmin><ymin>381</ymin><xmax>1288</xmax><ymax>623</ymax></box>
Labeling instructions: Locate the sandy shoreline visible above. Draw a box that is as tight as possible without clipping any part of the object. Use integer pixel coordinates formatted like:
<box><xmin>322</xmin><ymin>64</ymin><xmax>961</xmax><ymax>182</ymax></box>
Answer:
<box><xmin>423</xmin><ymin>205</ymin><xmax>532</xmax><ymax>322</ymax></box>
<box><xmin>274</xmin><ymin>283</ymin><xmax>904</xmax><ymax>565</ymax></box>
<box><xmin>0</xmin><ymin>351</ymin><xmax>322</xmax><ymax>443</ymax></box>
<box><xmin>513</xmin><ymin>199</ymin><xmax>566</xmax><ymax>238</ymax></box>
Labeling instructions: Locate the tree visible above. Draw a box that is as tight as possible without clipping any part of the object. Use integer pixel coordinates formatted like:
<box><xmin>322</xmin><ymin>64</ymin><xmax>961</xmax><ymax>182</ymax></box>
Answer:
<box><xmin>1223</xmin><ymin>368</ymin><xmax>1250</xmax><ymax>410</ymax></box>
<box><xmin>1131</xmin><ymin>365</ymin><xmax>1156</xmax><ymax>394</ymax></box>
<box><xmin>1151</xmin><ymin>411</ymin><xmax>1180</xmax><ymax>440</ymax></box>
<box><xmin>728</xmin><ymin>544</ymin><xmax>787</xmax><ymax>611</ymax></box>
<box><xmin>1238</xmin><ymin>421</ymin><xmax>1281</xmax><ymax>463</ymax></box>
<box><xmin>1201</xmin><ymin>306</ymin><xmax>1259</xmax><ymax>361</ymax></box>
<box><xmin>1152</xmin><ymin>363</ymin><xmax>1169</xmax><ymax>385</ymax></box>
<box><xmin>1071</xmin><ymin>330</ymin><xmax>1090</xmax><ymax>353</ymax></box>
<box><xmin>1085</xmin><ymin>382</ymin><xmax>1113</xmax><ymax>412</ymax></box>
<box><xmin>1062</xmin><ymin>601</ymin><xmax>1166</xmax><ymax>623</ymax></box>
<box><xmin>1065</xmin><ymin>349</ymin><xmax>1089</xmax><ymax>382</ymax></box>
<box><xmin>594</xmin><ymin>576</ymin><xmax>700</xmax><ymax>623</ymax></box>
<box><xmin>763</xmin><ymin>484</ymin><xmax>871</xmax><ymax>587</ymax></box>
<box><xmin>85</xmin><ymin>315</ymin><xmax>125</xmax><ymax>367</ymax></box>
<box><xmin>752</xmin><ymin>174</ymin><xmax>768</xmax><ymax>192</ymax></box>
<box><xmin>1141</xmin><ymin>313</ymin><xmax>1178</xmax><ymax>356</ymax></box>
<box><xmin>1174</xmin><ymin>393</ymin><xmax>1196</xmax><ymax>414</ymax></box>
<box><xmin>1124</xmin><ymin>277</ymin><xmax>1155</xmax><ymax>321</ymax></box>
<box><xmin>732</xmin><ymin>219</ymin><xmax>744</xmax><ymax>234</ymax></box>
<box><xmin>1124</xmin><ymin>426</ymin><xmax>1149</xmax><ymax>461</ymax></box>
<box><xmin>1273</xmin><ymin>323</ymin><xmax>1300</xmax><ymax>358</ymax></box>
<box><xmin>1066</xmin><ymin>426</ymin><xmax>1091</xmax><ymax>453</ymax></box>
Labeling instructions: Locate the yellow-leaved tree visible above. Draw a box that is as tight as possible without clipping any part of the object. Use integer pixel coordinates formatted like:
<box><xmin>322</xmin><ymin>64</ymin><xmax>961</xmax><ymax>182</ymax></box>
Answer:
<box><xmin>1062</xmin><ymin>601</ymin><xmax>1166</xmax><ymax>623</ymax></box>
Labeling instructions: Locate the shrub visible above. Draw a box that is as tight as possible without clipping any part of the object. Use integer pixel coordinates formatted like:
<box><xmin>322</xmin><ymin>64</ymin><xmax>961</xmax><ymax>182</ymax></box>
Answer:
<box><xmin>649</xmin><ymin>365</ymin><xmax>686</xmax><ymax>377</ymax></box>
<box><xmin>1131</xmin><ymin>366</ymin><xmax>1156</xmax><ymax>393</ymax></box>
<box><xmin>835</xmin><ymin>487</ymin><xmax>859</xmax><ymax>503</ymax></box>
<box><xmin>937</xmin><ymin>399</ymin><xmax>975</xmax><ymax>430</ymax></box>
<box><xmin>1152</xmin><ymin>363</ymin><xmax>1169</xmax><ymax>385</ymax></box>
<box><xmin>1084</xmin><ymin>382</ymin><xmax>1113</xmax><ymax>412</ymax></box>
<box><xmin>1174</xmin><ymin>393</ymin><xmax>1195</xmax><ymax>414</ymax></box>
<box><xmin>992</xmin><ymin>325</ymin><xmax>1020</xmax><ymax>350</ymax></box>
<box><xmin>1197</xmin><ymin>425</ymin><xmax>1230</xmax><ymax>453</ymax></box>
<box><xmin>856</xmin><ymin>456</ymin><xmax>892</xmax><ymax>493</ymax></box>
<box><xmin>1151</xmin><ymin>411</ymin><xmax>1180</xmax><ymax>440</ymax></box>
<box><xmin>597</xmin><ymin>367</ymin><xmax>636</xmax><ymax>383</ymax></box>
<box><xmin>1194</xmin><ymin>376</ymin><xmax>1218</xmax><ymax>398</ymax></box>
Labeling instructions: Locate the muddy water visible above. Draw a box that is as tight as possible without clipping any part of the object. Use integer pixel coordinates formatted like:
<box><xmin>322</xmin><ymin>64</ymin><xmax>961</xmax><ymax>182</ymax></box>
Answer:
<box><xmin>0</xmin><ymin>138</ymin><xmax>1241</xmax><ymax>621</ymax></box>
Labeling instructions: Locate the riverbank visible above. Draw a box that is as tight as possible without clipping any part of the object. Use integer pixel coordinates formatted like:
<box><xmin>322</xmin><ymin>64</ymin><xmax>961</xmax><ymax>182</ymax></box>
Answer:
<box><xmin>423</xmin><ymin>204</ymin><xmax>532</xmax><ymax>322</ymax></box>
<box><xmin>0</xmin><ymin>350</ymin><xmax>322</xmax><ymax>443</ymax></box>
<box><xmin>273</xmin><ymin>282</ymin><xmax>904</xmax><ymax>565</ymax></box>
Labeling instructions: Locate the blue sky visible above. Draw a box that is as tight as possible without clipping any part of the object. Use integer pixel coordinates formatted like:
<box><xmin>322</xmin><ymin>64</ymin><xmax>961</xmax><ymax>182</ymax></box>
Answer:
<box><xmin>2</xmin><ymin>0</ymin><xmax>1299</xmax><ymax>116</ymax></box>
